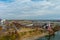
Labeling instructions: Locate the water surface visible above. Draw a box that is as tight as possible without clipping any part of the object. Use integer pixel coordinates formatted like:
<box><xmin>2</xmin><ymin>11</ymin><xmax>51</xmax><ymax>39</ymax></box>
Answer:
<box><xmin>37</xmin><ymin>31</ymin><xmax>60</xmax><ymax>40</ymax></box>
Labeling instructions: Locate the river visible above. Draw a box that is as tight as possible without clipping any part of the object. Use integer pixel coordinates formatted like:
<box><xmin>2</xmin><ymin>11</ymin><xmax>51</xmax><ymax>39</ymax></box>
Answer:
<box><xmin>37</xmin><ymin>31</ymin><xmax>60</xmax><ymax>40</ymax></box>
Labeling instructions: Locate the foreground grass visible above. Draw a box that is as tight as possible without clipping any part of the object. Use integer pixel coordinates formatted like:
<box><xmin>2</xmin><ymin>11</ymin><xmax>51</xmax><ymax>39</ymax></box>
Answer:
<box><xmin>0</xmin><ymin>28</ymin><xmax>48</xmax><ymax>40</ymax></box>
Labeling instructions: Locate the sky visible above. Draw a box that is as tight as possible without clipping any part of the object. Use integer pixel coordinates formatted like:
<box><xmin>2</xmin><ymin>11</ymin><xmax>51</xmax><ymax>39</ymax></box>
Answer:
<box><xmin>0</xmin><ymin>0</ymin><xmax>60</xmax><ymax>20</ymax></box>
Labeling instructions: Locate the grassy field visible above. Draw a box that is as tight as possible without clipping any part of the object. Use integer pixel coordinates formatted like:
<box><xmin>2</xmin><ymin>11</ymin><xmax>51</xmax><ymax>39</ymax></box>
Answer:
<box><xmin>0</xmin><ymin>27</ymin><xmax>48</xmax><ymax>40</ymax></box>
<box><xmin>0</xmin><ymin>20</ymin><xmax>60</xmax><ymax>40</ymax></box>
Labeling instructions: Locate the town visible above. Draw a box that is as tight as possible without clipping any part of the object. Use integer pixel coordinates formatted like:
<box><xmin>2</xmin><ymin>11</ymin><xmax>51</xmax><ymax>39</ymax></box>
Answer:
<box><xmin>0</xmin><ymin>19</ymin><xmax>60</xmax><ymax>40</ymax></box>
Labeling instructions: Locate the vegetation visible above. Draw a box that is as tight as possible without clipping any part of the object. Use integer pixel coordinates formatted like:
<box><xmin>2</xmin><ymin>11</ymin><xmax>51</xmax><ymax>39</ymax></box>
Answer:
<box><xmin>0</xmin><ymin>33</ymin><xmax>16</xmax><ymax>40</ymax></box>
<box><xmin>0</xmin><ymin>20</ymin><xmax>60</xmax><ymax>40</ymax></box>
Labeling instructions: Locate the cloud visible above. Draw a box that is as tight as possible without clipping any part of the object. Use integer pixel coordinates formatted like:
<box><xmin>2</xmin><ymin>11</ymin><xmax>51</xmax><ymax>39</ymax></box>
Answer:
<box><xmin>31</xmin><ymin>0</ymin><xmax>44</xmax><ymax>2</ymax></box>
<box><xmin>0</xmin><ymin>0</ymin><xmax>14</xmax><ymax>3</ymax></box>
<box><xmin>0</xmin><ymin>0</ymin><xmax>60</xmax><ymax>20</ymax></box>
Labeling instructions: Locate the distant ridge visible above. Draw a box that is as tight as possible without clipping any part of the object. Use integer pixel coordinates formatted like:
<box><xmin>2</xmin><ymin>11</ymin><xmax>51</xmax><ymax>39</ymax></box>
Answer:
<box><xmin>7</xmin><ymin>19</ymin><xmax>60</xmax><ymax>22</ymax></box>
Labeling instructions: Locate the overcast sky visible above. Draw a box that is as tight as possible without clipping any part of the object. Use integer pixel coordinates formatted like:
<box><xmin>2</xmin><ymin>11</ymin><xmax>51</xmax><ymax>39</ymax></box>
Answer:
<box><xmin>0</xmin><ymin>0</ymin><xmax>60</xmax><ymax>20</ymax></box>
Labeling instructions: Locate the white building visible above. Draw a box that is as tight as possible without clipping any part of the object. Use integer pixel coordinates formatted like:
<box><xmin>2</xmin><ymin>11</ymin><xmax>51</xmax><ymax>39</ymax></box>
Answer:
<box><xmin>1</xmin><ymin>19</ymin><xmax>6</xmax><ymax>29</ymax></box>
